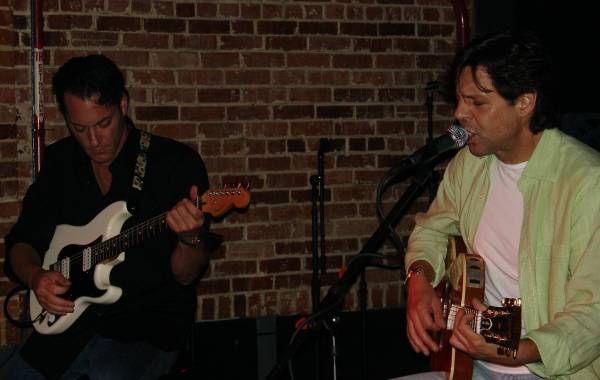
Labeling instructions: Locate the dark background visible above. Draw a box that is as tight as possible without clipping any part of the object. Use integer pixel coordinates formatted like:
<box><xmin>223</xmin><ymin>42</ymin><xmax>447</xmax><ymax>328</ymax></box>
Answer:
<box><xmin>474</xmin><ymin>0</ymin><xmax>599</xmax><ymax>114</ymax></box>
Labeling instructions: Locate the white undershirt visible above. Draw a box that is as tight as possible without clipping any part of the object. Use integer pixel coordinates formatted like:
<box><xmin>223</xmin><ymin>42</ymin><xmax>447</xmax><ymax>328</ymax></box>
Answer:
<box><xmin>473</xmin><ymin>159</ymin><xmax>532</xmax><ymax>375</ymax></box>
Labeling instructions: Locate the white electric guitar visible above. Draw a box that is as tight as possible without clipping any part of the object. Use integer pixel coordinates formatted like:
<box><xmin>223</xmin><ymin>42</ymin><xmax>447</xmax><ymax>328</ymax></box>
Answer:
<box><xmin>30</xmin><ymin>186</ymin><xmax>250</xmax><ymax>335</ymax></box>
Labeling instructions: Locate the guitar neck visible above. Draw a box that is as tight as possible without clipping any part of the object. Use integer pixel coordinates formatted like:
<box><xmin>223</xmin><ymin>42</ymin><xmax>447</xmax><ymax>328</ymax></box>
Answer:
<box><xmin>48</xmin><ymin>198</ymin><xmax>203</xmax><ymax>273</ymax></box>
<box><xmin>445</xmin><ymin>304</ymin><xmax>483</xmax><ymax>334</ymax></box>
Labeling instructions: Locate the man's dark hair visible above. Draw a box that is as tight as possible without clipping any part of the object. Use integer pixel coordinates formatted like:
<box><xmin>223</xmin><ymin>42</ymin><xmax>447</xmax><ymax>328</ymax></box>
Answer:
<box><xmin>447</xmin><ymin>30</ymin><xmax>558</xmax><ymax>133</ymax></box>
<box><xmin>52</xmin><ymin>54</ymin><xmax>127</xmax><ymax>116</ymax></box>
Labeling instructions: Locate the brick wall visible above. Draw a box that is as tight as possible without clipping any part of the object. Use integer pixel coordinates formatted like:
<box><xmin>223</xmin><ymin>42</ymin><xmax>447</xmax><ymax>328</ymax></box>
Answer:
<box><xmin>0</xmin><ymin>0</ymin><xmax>459</xmax><ymax>346</ymax></box>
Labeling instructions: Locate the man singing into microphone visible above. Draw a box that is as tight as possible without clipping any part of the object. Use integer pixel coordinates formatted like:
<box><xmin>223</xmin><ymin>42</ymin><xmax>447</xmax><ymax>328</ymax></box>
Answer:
<box><xmin>403</xmin><ymin>30</ymin><xmax>600</xmax><ymax>379</ymax></box>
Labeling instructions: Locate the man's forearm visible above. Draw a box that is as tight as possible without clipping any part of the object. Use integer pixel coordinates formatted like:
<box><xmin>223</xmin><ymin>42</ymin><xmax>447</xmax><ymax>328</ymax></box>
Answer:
<box><xmin>8</xmin><ymin>242</ymin><xmax>43</xmax><ymax>288</ymax></box>
<box><xmin>170</xmin><ymin>242</ymin><xmax>210</xmax><ymax>286</ymax></box>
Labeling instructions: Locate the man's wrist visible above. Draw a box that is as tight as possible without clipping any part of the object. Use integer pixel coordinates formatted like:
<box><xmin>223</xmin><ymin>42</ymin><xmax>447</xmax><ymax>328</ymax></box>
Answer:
<box><xmin>405</xmin><ymin>262</ymin><xmax>434</xmax><ymax>285</ymax></box>
<box><xmin>178</xmin><ymin>236</ymin><xmax>202</xmax><ymax>247</ymax></box>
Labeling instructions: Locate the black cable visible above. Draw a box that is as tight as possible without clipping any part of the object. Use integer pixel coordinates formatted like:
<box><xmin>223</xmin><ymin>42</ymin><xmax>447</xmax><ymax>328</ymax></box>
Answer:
<box><xmin>3</xmin><ymin>285</ymin><xmax>32</xmax><ymax>329</ymax></box>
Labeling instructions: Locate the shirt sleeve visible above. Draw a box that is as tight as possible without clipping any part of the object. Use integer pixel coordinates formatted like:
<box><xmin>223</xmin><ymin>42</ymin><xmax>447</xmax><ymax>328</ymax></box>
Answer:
<box><xmin>405</xmin><ymin>149</ymin><xmax>465</xmax><ymax>286</ymax></box>
<box><xmin>527</xmin><ymin>170</ymin><xmax>600</xmax><ymax>376</ymax></box>
<box><xmin>3</xmin><ymin>145</ymin><xmax>62</xmax><ymax>284</ymax></box>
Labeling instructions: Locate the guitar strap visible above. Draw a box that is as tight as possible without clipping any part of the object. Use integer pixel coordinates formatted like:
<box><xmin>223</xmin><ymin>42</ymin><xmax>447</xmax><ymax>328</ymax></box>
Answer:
<box><xmin>128</xmin><ymin>130</ymin><xmax>152</xmax><ymax>214</ymax></box>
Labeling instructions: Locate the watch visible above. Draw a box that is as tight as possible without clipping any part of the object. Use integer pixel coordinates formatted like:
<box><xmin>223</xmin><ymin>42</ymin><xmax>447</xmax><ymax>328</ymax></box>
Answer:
<box><xmin>404</xmin><ymin>266</ymin><xmax>426</xmax><ymax>285</ymax></box>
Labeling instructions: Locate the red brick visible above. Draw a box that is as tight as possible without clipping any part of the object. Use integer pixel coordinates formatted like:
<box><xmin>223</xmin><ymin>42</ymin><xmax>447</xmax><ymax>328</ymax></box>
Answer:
<box><xmin>417</xmin><ymin>23</ymin><xmax>453</xmax><ymax>37</ymax></box>
<box><xmin>340</xmin><ymin>22</ymin><xmax>377</xmax><ymax>36</ymax></box>
<box><xmin>379</xmin><ymin>22</ymin><xmax>416</xmax><ymax>36</ymax></box>
<box><xmin>287</xmin><ymin>53</ymin><xmax>330</xmax><ymax>68</ymax></box>
<box><xmin>202</xmin><ymin>52</ymin><xmax>239</xmax><ymax>68</ymax></box>
<box><xmin>242</xmin><ymin>52</ymin><xmax>284</xmax><ymax>68</ymax></box>
<box><xmin>316</xmin><ymin>106</ymin><xmax>354</xmax><ymax>119</ymax></box>
<box><xmin>347</xmin><ymin>5</ymin><xmax>365</xmax><ymax>20</ymax></box>
<box><xmin>417</xmin><ymin>54</ymin><xmax>452</xmax><ymax>69</ymax></box>
<box><xmin>60</xmin><ymin>0</ymin><xmax>82</xmax><ymax>11</ymax></box>
<box><xmin>129</xmin><ymin>70</ymin><xmax>175</xmax><ymax>85</ymax></box>
<box><xmin>152</xmin><ymin>88</ymin><xmax>196</xmax><ymax>104</ymax></box>
<box><xmin>299</xmin><ymin>21</ymin><xmax>337</xmax><ymax>35</ymax></box>
<box><xmin>200</xmin><ymin>297</ymin><xmax>215</xmax><ymax>319</ymax></box>
<box><xmin>245</xmin><ymin>122</ymin><xmax>288</xmax><ymax>138</ymax></box>
<box><xmin>71</xmin><ymin>31</ymin><xmax>118</xmax><ymax>47</ymax></box>
<box><xmin>181</xmin><ymin>106</ymin><xmax>225</xmax><ymax>121</ymax></box>
<box><xmin>272</xmin><ymin>70</ymin><xmax>305</xmax><ymax>86</ymax></box>
<box><xmin>135</xmin><ymin>106</ymin><xmax>178</xmax><ymax>121</ymax></box>
<box><xmin>97</xmin><ymin>16</ymin><xmax>141</xmax><ymax>31</ymax></box>
<box><xmin>152</xmin><ymin>52</ymin><xmax>199</xmax><ymax>68</ymax></box>
<box><xmin>248</xmin><ymin>156</ymin><xmax>291</xmax><ymax>172</ymax></box>
<box><xmin>265</xmin><ymin>36</ymin><xmax>306</xmax><ymax>51</ymax></box>
<box><xmin>122</xmin><ymin>33</ymin><xmax>169</xmax><ymax>49</ymax></box>
<box><xmin>221</xmin><ymin>36</ymin><xmax>263</xmax><ymax>50</ymax></box>
<box><xmin>257</xmin><ymin>21</ymin><xmax>297</xmax><ymax>35</ymax></box>
<box><xmin>227</xmin><ymin>106</ymin><xmax>269</xmax><ymax>121</ymax></box>
<box><xmin>273</xmin><ymin>105</ymin><xmax>313</xmax><ymax>120</ymax></box>
<box><xmin>300</xmin><ymin>5</ymin><xmax>321</xmax><ymax>19</ymax></box>
<box><xmin>241</xmin><ymin>4</ymin><xmax>261</xmax><ymax>19</ymax></box>
<box><xmin>197</xmin><ymin>88</ymin><xmax>239</xmax><ymax>103</ymax></box>
<box><xmin>263</xmin><ymin>4</ymin><xmax>283</xmax><ymax>19</ymax></box>
<box><xmin>232</xmin><ymin>276</ymin><xmax>274</xmax><ymax>291</ymax></box>
<box><xmin>334</xmin><ymin>88</ymin><xmax>375</xmax><ymax>102</ymax></box>
<box><xmin>84</xmin><ymin>0</ymin><xmax>103</xmax><ymax>12</ymax></box>
<box><xmin>213</xmin><ymin>260</ymin><xmax>257</xmax><ymax>277</ymax></box>
<box><xmin>176</xmin><ymin>3</ymin><xmax>195</xmax><ymax>18</ymax></box>
<box><xmin>356</xmin><ymin>105</ymin><xmax>395</xmax><ymax>119</ymax></box>
<box><xmin>196</xmin><ymin>3</ymin><xmax>217</xmax><ymax>17</ymax></box>
<box><xmin>218</xmin><ymin>3</ymin><xmax>238</xmax><ymax>17</ymax></box>
<box><xmin>260</xmin><ymin>258</ymin><xmax>301</xmax><ymax>274</ymax></box>
<box><xmin>283</xmin><ymin>5</ymin><xmax>303</xmax><ymax>19</ymax></box>
<box><xmin>266</xmin><ymin>173</ymin><xmax>309</xmax><ymax>189</ymax></box>
<box><xmin>289</xmin><ymin>88</ymin><xmax>329</xmax><ymax>103</ymax></box>
<box><xmin>309</xmin><ymin>36</ymin><xmax>350</xmax><ymax>51</ymax></box>
<box><xmin>232</xmin><ymin>20</ymin><xmax>254</xmax><ymax>34</ymax></box>
<box><xmin>153</xmin><ymin>1</ymin><xmax>174</xmax><ymax>16</ymax></box>
<box><xmin>46</xmin><ymin>14</ymin><xmax>93</xmax><ymax>30</ymax></box>
<box><xmin>144</xmin><ymin>18</ymin><xmax>185</xmax><ymax>33</ymax></box>
<box><xmin>290</xmin><ymin>121</ymin><xmax>334</xmax><ymax>136</ymax></box>
<box><xmin>378</xmin><ymin>88</ymin><xmax>415</xmax><ymax>102</ymax></box>
<box><xmin>250</xmin><ymin>190</ymin><xmax>290</xmax><ymax>205</ymax></box>
<box><xmin>173</xmin><ymin>35</ymin><xmax>216</xmax><ymax>50</ymax></box>
<box><xmin>178</xmin><ymin>70</ymin><xmax>223</xmax><ymax>86</ymax></box>
<box><xmin>241</xmin><ymin>88</ymin><xmax>287</xmax><ymax>104</ymax></box>
<box><xmin>189</xmin><ymin>20</ymin><xmax>230</xmax><ymax>34</ymax></box>
<box><xmin>225</xmin><ymin>70</ymin><xmax>269</xmax><ymax>85</ymax></box>
<box><xmin>307</xmin><ymin>71</ymin><xmax>349</xmax><ymax>86</ymax></box>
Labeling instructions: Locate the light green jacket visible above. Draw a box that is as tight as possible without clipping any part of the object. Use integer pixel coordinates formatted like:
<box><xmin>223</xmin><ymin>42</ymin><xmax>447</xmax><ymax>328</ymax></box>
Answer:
<box><xmin>406</xmin><ymin>128</ymin><xmax>600</xmax><ymax>378</ymax></box>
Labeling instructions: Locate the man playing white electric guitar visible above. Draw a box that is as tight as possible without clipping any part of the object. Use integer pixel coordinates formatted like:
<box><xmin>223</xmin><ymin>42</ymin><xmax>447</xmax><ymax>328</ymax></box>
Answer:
<box><xmin>2</xmin><ymin>55</ymin><xmax>221</xmax><ymax>380</ymax></box>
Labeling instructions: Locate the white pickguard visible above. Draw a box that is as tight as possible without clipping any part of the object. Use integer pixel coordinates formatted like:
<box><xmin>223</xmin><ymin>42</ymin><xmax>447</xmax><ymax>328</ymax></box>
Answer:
<box><xmin>29</xmin><ymin>201</ymin><xmax>132</xmax><ymax>335</ymax></box>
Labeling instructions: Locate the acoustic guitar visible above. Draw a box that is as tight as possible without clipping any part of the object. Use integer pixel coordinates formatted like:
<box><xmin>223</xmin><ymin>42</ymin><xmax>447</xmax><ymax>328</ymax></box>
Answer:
<box><xmin>430</xmin><ymin>236</ymin><xmax>522</xmax><ymax>380</ymax></box>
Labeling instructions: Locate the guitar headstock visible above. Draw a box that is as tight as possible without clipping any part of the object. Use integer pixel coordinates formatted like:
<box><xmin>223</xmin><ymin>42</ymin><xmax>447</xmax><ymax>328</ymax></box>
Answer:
<box><xmin>480</xmin><ymin>298</ymin><xmax>522</xmax><ymax>358</ymax></box>
<box><xmin>200</xmin><ymin>184</ymin><xmax>251</xmax><ymax>217</ymax></box>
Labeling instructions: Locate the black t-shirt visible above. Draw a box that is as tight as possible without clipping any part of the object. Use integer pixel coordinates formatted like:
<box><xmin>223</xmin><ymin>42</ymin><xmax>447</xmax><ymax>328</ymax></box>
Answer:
<box><xmin>4</xmin><ymin>126</ymin><xmax>210</xmax><ymax>377</ymax></box>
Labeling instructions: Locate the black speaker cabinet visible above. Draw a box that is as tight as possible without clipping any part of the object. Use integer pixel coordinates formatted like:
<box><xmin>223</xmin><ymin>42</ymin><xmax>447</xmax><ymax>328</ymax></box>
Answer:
<box><xmin>172</xmin><ymin>308</ymin><xmax>428</xmax><ymax>380</ymax></box>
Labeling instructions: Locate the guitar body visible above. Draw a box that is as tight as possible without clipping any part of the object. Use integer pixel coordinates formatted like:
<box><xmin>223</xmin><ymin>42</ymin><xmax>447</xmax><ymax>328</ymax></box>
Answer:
<box><xmin>430</xmin><ymin>237</ymin><xmax>485</xmax><ymax>380</ymax></box>
<box><xmin>29</xmin><ymin>186</ymin><xmax>250</xmax><ymax>335</ymax></box>
<box><xmin>30</xmin><ymin>201</ymin><xmax>131</xmax><ymax>335</ymax></box>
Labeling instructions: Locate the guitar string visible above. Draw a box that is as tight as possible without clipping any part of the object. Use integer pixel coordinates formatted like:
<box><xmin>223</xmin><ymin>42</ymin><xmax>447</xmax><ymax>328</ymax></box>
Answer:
<box><xmin>54</xmin><ymin>188</ymin><xmax>246</xmax><ymax>273</ymax></box>
<box><xmin>51</xmin><ymin>197</ymin><xmax>205</xmax><ymax>272</ymax></box>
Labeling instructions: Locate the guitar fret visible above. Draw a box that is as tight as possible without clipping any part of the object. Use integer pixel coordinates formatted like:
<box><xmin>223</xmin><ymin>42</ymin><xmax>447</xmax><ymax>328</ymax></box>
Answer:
<box><xmin>446</xmin><ymin>305</ymin><xmax>482</xmax><ymax>333</ymax></box>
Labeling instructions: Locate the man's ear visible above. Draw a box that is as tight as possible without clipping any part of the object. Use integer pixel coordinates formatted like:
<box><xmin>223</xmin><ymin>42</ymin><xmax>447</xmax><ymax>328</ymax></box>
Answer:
<box><xmin>517</xmin><ymin>92</ymin><xmax>536</xmax><ymax>117</ymax></box>
<box><xmin>120</xmin><ymin>92</ymin><xmax>129</xmax><ymax>115</ymax></box>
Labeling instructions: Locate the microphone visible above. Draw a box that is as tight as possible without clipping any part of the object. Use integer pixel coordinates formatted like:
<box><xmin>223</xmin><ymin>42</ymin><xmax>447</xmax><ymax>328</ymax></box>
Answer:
<box><xmin>405</xmin><ymin>122</ymin><xmax>469</xmax><ymax>167</ymax></box>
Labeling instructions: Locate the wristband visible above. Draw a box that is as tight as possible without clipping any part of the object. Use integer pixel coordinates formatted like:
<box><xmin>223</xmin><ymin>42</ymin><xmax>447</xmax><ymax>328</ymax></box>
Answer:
<box><xmin>178</xmin><ymin>236</ymin><xmax>202</xmax><ymax>247</ymax></box>
<box><xmin>404</xmin><ymin>266</ymin><xmax>426</xmax><ymax>285</ymax></box>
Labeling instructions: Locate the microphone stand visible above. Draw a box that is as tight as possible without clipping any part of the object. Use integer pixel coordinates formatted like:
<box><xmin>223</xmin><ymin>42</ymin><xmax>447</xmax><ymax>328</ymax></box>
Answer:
<box><xmin>309</xmin><ymin>138</ymin><xmax>334</xmax><ymax>380</ymax></box>
<box><xmin>266</xmin><ymin>162</ymin><xmax>438</xmax><ymax>380</ymax></box>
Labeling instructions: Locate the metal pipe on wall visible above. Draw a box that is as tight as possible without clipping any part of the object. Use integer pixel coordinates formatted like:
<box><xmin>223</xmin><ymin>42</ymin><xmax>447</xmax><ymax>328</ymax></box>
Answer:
<box><xmin>449</xmin><ymin>0</ymin><xmax>470</xmax><ymax>49</ymax></box>
<box><xmin>31</xmin><ymin>0</ymin><xmax>45</xmax><ymax>179</ymax></box>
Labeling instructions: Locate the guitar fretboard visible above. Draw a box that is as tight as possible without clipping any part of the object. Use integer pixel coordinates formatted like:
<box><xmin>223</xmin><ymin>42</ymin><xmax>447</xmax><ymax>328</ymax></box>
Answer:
<box><xmin>49</xmin><ymin>198</ymin><xmax>201</xmax><ymax>277</ymax></box>
<box><xmin>445</xmin><ymin>304</ymin><xmax>482</xmax><ymax>334</ymax></box>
